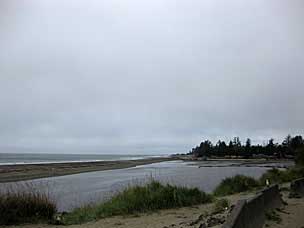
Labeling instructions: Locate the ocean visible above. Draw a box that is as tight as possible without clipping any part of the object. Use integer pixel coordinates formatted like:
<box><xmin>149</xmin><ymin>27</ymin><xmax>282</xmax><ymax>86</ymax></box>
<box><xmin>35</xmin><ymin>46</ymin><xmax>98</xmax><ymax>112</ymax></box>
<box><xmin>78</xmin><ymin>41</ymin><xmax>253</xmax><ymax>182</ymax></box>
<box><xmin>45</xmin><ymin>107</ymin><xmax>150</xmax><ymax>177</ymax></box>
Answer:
<box><xmin>0</xmin><ymin>153</ymin><xmax>161</xmax><ymax>165</ymax></box>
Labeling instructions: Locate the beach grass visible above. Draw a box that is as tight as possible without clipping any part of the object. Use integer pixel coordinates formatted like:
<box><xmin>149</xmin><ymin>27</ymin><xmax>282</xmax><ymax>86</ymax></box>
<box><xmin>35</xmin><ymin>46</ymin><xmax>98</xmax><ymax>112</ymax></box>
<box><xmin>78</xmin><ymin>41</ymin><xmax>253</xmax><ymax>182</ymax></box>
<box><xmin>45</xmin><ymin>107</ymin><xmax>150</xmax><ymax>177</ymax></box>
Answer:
<box><xmin>259</xmin><ymin>167</ymin><xmax>304</xmax><ymax>185</ymax></box>
<box><xmin>0</xmin><ymin>188</ymin><xmax>56</xmax><ymax>225</ymax></box>
<box><xmin>213</xmin><ymin>175</ymin><xmax>260</xmax><ymax>196</ymax></box>
<box><xmin>213</xmin><ymin>166</ymin><xmax>304</xmax><ymax>197</ymax></box>
<box><xmin>62</xmin><ymin>180</ymin><xmax>213</xmax><ymax>224</ymax></box>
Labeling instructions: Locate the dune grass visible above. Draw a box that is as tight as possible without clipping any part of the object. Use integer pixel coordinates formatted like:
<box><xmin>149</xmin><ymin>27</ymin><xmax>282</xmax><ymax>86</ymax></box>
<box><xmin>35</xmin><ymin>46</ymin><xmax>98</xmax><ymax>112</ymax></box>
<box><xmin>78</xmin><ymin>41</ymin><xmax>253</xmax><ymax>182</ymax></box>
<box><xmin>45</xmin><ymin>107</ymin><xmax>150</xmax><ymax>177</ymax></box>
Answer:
<box><xmin>0</xmin><ymin>189</ymin><xmax>56</xmax><ymax>225</ymax></box>
<box><xmin>54</xmin><ymin>167</ymin><xmax>304</xmax><ymax>224</ymax></box>
<box><xmin>259</xmin><ymin>168</ymin><xmax>291</xmax><ymax>184</ymax></box>
<box><xmin>213</xmin><ymin>175</ymin><xmax>260</xmax><ymax>196</ymax></box>
<box><xmin>62</xmin><ymin>180</ymin><xmax>213</xmax><ymax>224</ymax></box>
<box><xmin>214</xmin><ymin>166</ymin><xmax>304</xmax><ymax>197</ymax></box>
<box><xmin>259</xmin><ymin>167</ymin><xmax>304</xmax><ymax>185</ymax></box>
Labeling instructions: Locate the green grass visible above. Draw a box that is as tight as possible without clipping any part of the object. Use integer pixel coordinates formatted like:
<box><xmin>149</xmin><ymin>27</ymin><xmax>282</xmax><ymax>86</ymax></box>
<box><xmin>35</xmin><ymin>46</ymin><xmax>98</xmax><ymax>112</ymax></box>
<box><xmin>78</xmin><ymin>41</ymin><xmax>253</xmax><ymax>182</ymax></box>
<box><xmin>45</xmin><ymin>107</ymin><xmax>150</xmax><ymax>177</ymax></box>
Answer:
<box><xmin>213</xmin><ymin>166</ymin><xmax>304</xmax><ymax>198</ymax></box>
<box><xmin>62</xmin><ymin>180</ymin><xmax>213</xmax><ymax>224</ymax></box>
<box><xmin>213</xmin><ymin>167</ymin><xmax>304</xmax><ymax>197</ymax></box>
<box><xmin>0</xmin><ymin>190</ymin><xmax>56</xmax><ymax>225</ymax></box>
<box><xmin>259</xmin><ymin>167</ymin><xmax>304</xmax><ymax>185</ymax></box>
<box><xmin>213</xmin><ymin>175</ymin><xmax>260</xmax><ymax>196</ymax></box>
<box><xmin>66</xmin><ymin>167</ymin><xmax>299</xmax><ymax>225</ymax></box>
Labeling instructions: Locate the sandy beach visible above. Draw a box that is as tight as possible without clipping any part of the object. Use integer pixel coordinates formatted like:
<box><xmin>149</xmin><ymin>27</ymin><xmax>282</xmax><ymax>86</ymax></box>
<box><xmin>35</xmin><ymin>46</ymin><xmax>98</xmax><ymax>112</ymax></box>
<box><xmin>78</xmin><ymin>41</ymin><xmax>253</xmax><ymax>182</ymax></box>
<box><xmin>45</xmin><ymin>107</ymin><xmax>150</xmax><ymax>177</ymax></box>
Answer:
<box><xmin>263</xmin><ymin>188</ymin><xmax>304</xmax><ymax>228</ymax></box>
<box><xmin>0</xmin><ymin>157</ymin><xmax>176</xmax><ymax>183</ymax></box>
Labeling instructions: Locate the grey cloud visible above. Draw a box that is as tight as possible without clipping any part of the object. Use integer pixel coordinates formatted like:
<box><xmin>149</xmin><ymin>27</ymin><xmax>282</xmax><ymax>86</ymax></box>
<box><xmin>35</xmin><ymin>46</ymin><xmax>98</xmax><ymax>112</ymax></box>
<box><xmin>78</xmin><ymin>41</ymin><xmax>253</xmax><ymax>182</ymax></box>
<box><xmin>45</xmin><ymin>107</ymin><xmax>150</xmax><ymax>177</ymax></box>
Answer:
<box><xmin>0</xmin><ymin>0</ymin><xmax>303</xmax><ymax>154</ymax></box>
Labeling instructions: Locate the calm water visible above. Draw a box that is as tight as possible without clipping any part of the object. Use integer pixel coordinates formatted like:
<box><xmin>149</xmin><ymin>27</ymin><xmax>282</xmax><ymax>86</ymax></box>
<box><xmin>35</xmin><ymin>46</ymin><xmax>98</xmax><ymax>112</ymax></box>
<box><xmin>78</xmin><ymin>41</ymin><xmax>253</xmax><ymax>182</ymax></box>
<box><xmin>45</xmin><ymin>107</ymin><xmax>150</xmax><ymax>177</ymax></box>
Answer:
<box><xmin>0</xmin><ymin>153</ymin><xmax>159</xmax><ymax>165</ymax></box>
<box><xmin>0</xmin><ymin>160</ymin><xmax>293</xmax><ymax>211</ymax></box>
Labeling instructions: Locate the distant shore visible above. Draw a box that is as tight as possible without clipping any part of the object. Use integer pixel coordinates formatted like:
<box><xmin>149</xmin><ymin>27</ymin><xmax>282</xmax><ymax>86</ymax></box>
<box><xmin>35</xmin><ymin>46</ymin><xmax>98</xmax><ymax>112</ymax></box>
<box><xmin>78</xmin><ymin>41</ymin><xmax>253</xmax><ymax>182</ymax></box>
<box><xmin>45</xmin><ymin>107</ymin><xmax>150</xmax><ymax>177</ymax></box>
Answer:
<box><xmin>0</xmin><ymin>156</ymin><xmax>294</xmax><ymax>183</ymax></box>
<box><xmin>0</xmin><ymin>157</ymin><xmax>177</xmax><ymax>183</ymax></box>
<box><xmin>192</xmin><ymin>158</ymin><xmax>294</xmax><ymax>169</ymax></box>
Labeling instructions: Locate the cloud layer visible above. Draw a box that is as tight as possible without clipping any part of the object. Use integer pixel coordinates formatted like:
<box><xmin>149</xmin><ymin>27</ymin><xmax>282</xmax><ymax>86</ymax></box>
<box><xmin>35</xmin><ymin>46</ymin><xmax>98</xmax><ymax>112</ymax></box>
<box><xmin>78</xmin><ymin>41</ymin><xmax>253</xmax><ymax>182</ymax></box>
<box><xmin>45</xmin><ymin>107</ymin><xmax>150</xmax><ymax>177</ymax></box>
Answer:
<box><xmin>0</xmin><ymin>0</ymin><xmax>303</xmax><ymax>154</ymax></box>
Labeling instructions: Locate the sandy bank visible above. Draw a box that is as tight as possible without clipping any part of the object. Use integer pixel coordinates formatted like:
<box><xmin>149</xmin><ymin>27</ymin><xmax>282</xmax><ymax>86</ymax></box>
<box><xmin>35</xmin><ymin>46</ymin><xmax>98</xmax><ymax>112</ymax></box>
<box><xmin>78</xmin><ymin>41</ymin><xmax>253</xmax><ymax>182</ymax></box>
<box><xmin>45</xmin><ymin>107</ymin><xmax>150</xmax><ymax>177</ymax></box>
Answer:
<box><xmin>0</xmin><ymin>157</ymin><xmax>177</xmax><ymax>183</ymax></box>
<box><xmin>263</xmin><ymin>188</ymin><xmax>304</xmax><ymax>228</ymax></box>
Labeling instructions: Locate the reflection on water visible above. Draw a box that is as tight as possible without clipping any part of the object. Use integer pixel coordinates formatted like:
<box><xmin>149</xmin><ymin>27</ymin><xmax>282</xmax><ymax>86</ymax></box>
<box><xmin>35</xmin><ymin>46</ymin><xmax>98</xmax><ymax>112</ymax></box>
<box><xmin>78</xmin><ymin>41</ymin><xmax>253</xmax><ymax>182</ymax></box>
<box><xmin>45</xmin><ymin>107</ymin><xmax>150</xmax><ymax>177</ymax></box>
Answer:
<box><xmin>0</xmin><ymin>160</ymin><xmax>293</xmax><ymax>211</ymax></box>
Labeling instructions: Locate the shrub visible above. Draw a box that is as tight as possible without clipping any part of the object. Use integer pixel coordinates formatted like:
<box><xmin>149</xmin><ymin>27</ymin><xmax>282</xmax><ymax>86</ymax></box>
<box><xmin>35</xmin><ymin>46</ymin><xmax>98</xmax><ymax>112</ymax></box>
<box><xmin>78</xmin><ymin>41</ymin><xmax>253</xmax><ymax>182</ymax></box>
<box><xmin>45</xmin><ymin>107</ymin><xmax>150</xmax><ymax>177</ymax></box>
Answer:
<box><xmin>213</xmin><ymin>175</ymin><xmax>259</xmax><ymax>196</ymax></box>
<box><xmin>63</xmin><ymin>180</ymin><xmax>213</xmax><ymax>224</ymax></box>
<box><xmin>295</xmin><ymin>147</ymin><xmax>304</xmax><ymax>166</ymax></box>
<box><xmin>259</xmin><ymin>167</ymin><xmax>304</xmax><ymax>185</ymax></box>
<box><xmin>259</xmin><ymin>168</ymin><xmax>290</xmax><ymax>184</ymax></box>
<box><xmin>0</xmin><ymin>190</ymin><xmax>56</xmax><ymax>225</ymax></box>
<box><xmin>288</xmin><ymin>167</ymin><xmax>304</xmax><ymax>179</ymax></box>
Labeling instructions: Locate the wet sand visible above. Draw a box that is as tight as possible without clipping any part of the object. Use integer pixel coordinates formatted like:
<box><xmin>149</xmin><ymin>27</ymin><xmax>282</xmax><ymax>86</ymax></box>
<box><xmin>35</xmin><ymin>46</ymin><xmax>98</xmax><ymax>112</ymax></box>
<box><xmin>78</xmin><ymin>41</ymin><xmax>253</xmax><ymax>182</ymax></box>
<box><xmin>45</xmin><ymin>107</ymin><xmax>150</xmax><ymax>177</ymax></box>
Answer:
<box><xmin>0</xmin><ymin>157</ymin><xmax>176</xmax><ymax>183</ymax></box>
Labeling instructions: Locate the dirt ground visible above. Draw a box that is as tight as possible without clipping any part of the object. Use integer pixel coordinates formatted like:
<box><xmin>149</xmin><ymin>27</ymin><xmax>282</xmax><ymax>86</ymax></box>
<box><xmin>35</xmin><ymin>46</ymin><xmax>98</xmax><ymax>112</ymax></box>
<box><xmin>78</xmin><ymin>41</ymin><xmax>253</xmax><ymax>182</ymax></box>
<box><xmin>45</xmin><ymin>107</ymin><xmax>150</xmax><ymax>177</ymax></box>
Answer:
<box><xmin>264</xmin><ymin>190</ymin><xmax>304</xmax><ymax>228</ymax></box>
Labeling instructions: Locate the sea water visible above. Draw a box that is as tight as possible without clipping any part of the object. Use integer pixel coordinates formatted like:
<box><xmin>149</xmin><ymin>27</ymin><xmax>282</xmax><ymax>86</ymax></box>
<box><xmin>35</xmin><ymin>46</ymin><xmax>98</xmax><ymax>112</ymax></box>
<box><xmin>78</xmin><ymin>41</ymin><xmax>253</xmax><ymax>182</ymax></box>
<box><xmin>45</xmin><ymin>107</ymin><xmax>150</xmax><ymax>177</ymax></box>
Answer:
<box><xmin>0</xmin><ymin>153</ymin><xmax>160</xmax><ymax>165</ymax></box>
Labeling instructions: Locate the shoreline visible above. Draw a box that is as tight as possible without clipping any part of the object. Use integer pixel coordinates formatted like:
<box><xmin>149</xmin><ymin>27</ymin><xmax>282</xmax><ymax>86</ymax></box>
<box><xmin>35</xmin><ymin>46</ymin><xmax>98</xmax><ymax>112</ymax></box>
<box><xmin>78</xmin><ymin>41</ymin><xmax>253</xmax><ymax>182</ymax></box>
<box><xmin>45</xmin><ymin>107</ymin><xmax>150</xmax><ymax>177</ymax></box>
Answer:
<box><xmin>0</xmin><ymin>157</ymin><xmax>294</xmax><ymax>183</ymax></box>
<box><xmin>0</xmin><ymin>157</ymin><xmax>177</xmax><ymax>183</ymax></box>
<box><xmin>191</xmin><ymin>159</ymin><xmax>294</xmax><ymax>169</ymax></box>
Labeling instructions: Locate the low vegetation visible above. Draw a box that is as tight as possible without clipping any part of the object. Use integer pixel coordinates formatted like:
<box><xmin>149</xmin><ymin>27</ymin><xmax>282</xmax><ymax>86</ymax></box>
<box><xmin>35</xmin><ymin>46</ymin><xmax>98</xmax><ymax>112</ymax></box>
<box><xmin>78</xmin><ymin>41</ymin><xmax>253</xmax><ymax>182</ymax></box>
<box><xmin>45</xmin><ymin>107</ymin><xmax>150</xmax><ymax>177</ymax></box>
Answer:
<box><xmin>295</xmin><ymin>147</ymin><xmax>304</xmax><ymax>166</ymax></box>
<box><xmin>212</xmin><ymin>198</ymin><xmax>229</xmax><ymax>214</ymax></box>
<box><xmin>260</xmin><ymin>167</ymin><xmax>304</xmax><ymax>185</ymax></box>
<box><xmin>62</xmin><ymin>180</ymin><xmax>213</xmax><ymax>224</ymax></box>
<box><xmin>259</xmin><ymin>168</ymin><xmax>292</xmax><ymax>184</ymax></box>
<box><xmin>213</xmin><ymin>175</ymin><xmax>259</xmax><ymax>196</ymax></box>
<box><xmin>213</xmin><ymin>166</ymin><xmax>304</xmax><ymax>197</ymax></box>
<box><xmin>0</xmin><ymin>189</ymin><xmax>56</xmax><ymax>225</ymax></box>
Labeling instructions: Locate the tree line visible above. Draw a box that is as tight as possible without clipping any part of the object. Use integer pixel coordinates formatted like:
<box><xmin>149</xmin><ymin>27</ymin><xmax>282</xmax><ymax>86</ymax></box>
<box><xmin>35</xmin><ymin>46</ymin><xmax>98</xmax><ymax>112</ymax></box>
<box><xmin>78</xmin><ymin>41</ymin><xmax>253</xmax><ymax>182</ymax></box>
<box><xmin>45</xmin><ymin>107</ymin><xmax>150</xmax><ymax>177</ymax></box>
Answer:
<box><xmin>189</xmin><ymin>135</ymin><xmax>304</xmax><ymax>159</ymax></box>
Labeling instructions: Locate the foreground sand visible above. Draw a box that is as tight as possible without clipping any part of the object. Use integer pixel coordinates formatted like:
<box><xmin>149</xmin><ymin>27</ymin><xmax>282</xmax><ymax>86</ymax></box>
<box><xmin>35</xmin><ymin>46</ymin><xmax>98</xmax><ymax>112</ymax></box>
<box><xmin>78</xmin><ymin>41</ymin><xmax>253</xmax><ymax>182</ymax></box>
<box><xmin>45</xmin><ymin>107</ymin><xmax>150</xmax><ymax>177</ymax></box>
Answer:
<box><xmin>0</xmin><ymin>157</ymin><xmax>176</xmax><ymax>183</ymax></box>
<box><xmin>263</xmin><ymin>190</ymin><xmax>304</xmax><ymax>228</ymax></box>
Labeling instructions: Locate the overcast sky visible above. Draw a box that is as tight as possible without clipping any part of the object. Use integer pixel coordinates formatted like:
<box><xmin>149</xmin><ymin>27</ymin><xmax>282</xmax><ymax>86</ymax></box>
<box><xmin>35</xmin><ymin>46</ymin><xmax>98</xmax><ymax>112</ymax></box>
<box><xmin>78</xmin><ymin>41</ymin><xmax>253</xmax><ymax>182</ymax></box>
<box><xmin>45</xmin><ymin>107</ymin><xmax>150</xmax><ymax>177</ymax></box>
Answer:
<box><xmin>0</xmin><ymin>0</ymin><xmax>303</xmax><ymax>154</ymax></box>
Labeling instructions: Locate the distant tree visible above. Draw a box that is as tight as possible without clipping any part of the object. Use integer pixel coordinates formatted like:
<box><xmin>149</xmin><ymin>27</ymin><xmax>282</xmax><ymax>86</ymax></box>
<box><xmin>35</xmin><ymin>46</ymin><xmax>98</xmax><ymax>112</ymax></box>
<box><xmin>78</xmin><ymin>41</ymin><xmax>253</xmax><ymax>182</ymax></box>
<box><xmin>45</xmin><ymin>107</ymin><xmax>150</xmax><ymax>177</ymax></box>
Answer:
<box><xmin>189</xmin><ymin>134</ymin><xmax>303</xmax><ymax>160</ymax></box>
<box><xmin>244</xmin><ymin>138</ymin><xmax>252</xmax><ymax>158</ymax></box>
<box><xmin>281</xmin><ymin>135</ymin><xmax>292</xmax><ymax>156</ymax></box>
<box><xmin>245</xmin><ymin>138</ymin><xmax>251</xmax><ymax>148</ymax></box>
<box><xmin>200</xmin><ymin>140</ymin><xmax>213</xmax><ymax>157</ymax></box>
<box><xmin>232</xmin><ymin>137</ymin><xmax>241</xmax><ymax>156</ymax></box>
<box><xmin>295</xmin><ymin>147</ymin><xmax>304</xmax><ymax>166</ymax></box>
<box><xmin>217</xmin><ymin>140</ymin><xmax>227</xmax><ymax>157</ymax></box>
<box><xmin>282</xmin><ymin>135</ymin><xmax>292</xmax><ymax>147</ymax></box>
<box><xmin>268</xmin><ymin>138</ymin><xmax>274</xmax><ymax>147</ymax></box>
<box><xmin>233</xmin><ymin>137</ymin><xmax>241</xmax><ymax>147</ymax></box>
<box><xmin>265</xmin><ymin>138</ymin><xmax>275</xmax><ymax>156</ymax></box>
<box><xmin>228</xmin><ymin>141</ymin><xmax>233</xmax><ymax>148</ymax></box>
<box><xmin>291</xmin><ymin>136</ymin><xmax>303</xmax><ymax>150</ymax></box>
